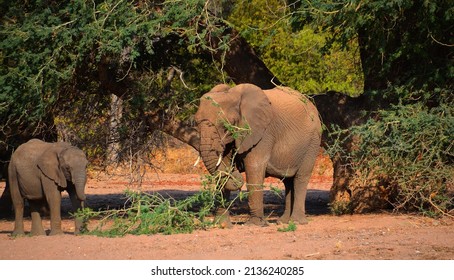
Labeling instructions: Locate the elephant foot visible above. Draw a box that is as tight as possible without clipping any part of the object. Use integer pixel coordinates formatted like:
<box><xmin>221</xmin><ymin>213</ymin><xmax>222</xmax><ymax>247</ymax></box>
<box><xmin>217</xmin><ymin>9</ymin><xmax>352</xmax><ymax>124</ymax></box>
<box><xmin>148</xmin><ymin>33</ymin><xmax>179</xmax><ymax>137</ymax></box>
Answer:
<box><xmin>49</xmin><ymin>229</ymin><xmax>64</xmax><ymax>236</ymax></box>
<box><xmin>215</xmin><ymin>208</ymin><xmax>233</xmax><ymax>229</ymax></box>
<box><xmin>74</xmin><ymin>220</ymin><xmax>88</xmax><ymax>235</ymax></box>
<box><xmin>11</xmin><ymin>230</ymin><xmax>25</xmax><ymax>237</ymax></box>
<box><xmin>245</xmin><ymin>216</ymin><xmax>268</xmax><ymax>227</ymax></box>
<box><xmin>291</xmin><ymin>216</ymin><xmax>309</xmax><ymax>225</ymax></box>
<box><xmin>30</xmin><ymin>229</ymin><xmax>46</xmax><ymax>236</ymax></box>
<box><xmin>277</xmin><ymin>214</ymin><xmax>291</xmax><ymax>225</ymax></box>
<box><xmin>217</xmin><ymin>216</ymin><xmax>233</xmax><ymax>229</ymax></box>
<box><xmin>277</xmin><ymin>215</ymin><xmax>308</xmax><ymax>225</ymax></box>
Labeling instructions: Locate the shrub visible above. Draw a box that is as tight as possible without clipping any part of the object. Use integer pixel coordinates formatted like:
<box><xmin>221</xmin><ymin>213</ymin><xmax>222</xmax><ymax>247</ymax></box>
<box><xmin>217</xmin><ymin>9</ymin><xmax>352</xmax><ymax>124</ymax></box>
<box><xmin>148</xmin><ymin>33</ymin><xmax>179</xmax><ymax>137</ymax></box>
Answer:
<box><xmin>327</xmin><ymin>91</ymin><xmax>454</xmax><ymax>216</ymax></box>
<box><xmin>74</xmin><ymin>173</ymin><xmax>236</xmax><ymax>236</ymax></box>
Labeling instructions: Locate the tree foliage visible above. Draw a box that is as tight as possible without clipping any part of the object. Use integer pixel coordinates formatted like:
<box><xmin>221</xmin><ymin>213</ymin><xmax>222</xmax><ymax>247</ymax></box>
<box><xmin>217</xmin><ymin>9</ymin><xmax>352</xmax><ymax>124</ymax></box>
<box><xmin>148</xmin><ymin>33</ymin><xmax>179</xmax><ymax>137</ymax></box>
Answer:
<box><xmin>291</xmin><ymin>0</ymin><xmax>453</xmax><ymax>92</ymax></box>
<box><xmin>229</xmin><ymin>0</ymin><xmax>363</xmax><ymax>95</ymax></box>
<box><xmin>0</xmin><ymin>0</ymin><xmax>225</xmax><ymax>163</ymax></box>
<box><xmin>290</xmin><ymin>0</ymin><xmax>454</xmax><ymax>215</ymax></box>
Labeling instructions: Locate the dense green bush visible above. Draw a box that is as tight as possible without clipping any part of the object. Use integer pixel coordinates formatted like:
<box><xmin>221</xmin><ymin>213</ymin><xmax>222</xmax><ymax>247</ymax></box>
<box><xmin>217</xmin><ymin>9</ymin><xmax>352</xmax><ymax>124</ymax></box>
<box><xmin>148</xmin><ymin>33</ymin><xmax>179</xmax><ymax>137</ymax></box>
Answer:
<box><xmin>229</xmin><ymin>0</ymin><xmax>363</xmax><ymax>95</ymax></box>
<box><xmin>75</xmin><ymin>174</ymin><xmax>228</xmax><ymax>236</ymax></box>
<box><xmin>291</xmin><ymin>0</ymin><xmax>453</xmax><ymax>91</ymax></box>
<box><xmin>328</xmin><ymin>90</ymin><xmax>454</xmax><ymax>216</ymax></box>
<box><xmin>1</xmin><ymin>0</ymin><xmax>225</xmax><ymax>166</ymax></box>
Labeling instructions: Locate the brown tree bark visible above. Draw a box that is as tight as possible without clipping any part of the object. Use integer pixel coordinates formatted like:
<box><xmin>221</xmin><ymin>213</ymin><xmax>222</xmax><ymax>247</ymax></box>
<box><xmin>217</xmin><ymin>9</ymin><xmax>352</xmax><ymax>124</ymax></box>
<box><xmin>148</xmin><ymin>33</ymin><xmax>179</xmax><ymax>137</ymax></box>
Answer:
<box><xmin>209</xmin><ymin>27</ymin><xmax>281</xmax><ymax>90</ymax></box>
<box><xmin>106</xmin><ymin>94</ymin><xmax>123</xmax><ymax>164</ymax></box>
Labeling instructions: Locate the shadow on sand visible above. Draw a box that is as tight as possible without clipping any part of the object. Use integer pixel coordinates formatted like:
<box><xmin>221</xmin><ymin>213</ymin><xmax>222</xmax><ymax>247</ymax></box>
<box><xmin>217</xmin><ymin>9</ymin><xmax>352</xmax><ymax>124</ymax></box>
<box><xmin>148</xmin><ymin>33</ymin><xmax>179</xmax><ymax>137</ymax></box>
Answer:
<box><xmin>0</xmin><ymin>188</ymin><xmax>330</xmax><ymax>235</ymax></box>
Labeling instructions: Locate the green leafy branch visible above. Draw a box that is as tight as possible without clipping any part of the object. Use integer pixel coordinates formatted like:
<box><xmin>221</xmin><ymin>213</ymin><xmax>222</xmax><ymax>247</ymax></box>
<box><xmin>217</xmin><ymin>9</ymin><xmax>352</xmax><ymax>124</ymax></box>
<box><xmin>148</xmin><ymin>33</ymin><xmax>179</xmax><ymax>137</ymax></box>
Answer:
<box><xmin>74</xmin><ymin>172</ymin><xmax>238</xmax><ymax>237</ymax></box>
<box><xmin>326</xmin><ymin>91</ymin><xmax>454</xmax><ymax>217</ymax></box>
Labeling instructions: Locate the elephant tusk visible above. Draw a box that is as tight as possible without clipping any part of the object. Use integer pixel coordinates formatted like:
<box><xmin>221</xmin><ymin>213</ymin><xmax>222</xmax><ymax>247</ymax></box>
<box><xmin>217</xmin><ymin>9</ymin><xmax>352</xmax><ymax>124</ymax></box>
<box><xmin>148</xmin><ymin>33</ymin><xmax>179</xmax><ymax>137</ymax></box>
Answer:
<box><xmin>216</xmin><ymin>154</ymin><xmax>223</xmax><ymax>167</ymax></box>
<box><xmin>193</xmin><ymin>156</ymin><xmax>201</xmax><ymax>167</ymax></box>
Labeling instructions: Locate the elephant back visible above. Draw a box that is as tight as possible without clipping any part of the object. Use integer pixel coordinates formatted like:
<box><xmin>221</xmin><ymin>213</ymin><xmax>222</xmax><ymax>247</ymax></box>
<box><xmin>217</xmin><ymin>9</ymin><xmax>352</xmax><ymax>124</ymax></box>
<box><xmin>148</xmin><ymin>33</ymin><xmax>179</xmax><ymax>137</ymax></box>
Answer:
<box><xmin>11</xmin><ymin>139</ymin><xmax>49</xmax><ymax>170</ymax></box>
<box><xmin>264</xmin><ymin>87</ymin><xmax>321</xmax><ymax>130</ymax></box>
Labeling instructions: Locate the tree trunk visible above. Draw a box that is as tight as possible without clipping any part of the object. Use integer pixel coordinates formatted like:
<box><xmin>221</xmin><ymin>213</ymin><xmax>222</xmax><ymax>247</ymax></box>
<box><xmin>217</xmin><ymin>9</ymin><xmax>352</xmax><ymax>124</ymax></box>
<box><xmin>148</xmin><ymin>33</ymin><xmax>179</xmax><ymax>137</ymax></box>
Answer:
<box><xmin>106</xmin><ymin>94</ymin><xmax>123</xmax><ymax>164</ymax></box>
<box><xmin>311</xmin><ymin>92</ymin><xmax>377</xmax><ymax>212</ymax></box>
<box><xmin>209</xmin><ymin>27</ymin><xmax>281</xmax><ymax>90</ymax></box>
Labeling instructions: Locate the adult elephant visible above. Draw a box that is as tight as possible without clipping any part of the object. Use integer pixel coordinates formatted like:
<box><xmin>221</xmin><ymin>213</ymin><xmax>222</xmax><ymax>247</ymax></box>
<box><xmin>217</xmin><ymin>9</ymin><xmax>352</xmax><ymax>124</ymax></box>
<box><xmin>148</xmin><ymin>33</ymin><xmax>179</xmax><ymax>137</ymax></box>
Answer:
<box><xmin>195</xmin><ymin>83</ymin><xmax>322</xmax><ymax>226</ymax></box>
<box><xmin>8</xmin><ymin>139</ymin><xmax>88</xmax><ymax>236</ymax></box>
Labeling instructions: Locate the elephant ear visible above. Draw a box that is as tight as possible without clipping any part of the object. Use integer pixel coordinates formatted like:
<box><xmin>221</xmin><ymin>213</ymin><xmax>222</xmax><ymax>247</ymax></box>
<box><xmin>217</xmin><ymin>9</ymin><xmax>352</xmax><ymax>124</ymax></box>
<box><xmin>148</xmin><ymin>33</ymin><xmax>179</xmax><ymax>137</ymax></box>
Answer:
<box><xmin>230</xmin><ymin>84</ymin><xmax>272</xmax><ymax>154</ymax></box>
<box><xmin>37</xmin><ymin>145</ymin><xmax>68</xmax><ymax>188</ymax></box>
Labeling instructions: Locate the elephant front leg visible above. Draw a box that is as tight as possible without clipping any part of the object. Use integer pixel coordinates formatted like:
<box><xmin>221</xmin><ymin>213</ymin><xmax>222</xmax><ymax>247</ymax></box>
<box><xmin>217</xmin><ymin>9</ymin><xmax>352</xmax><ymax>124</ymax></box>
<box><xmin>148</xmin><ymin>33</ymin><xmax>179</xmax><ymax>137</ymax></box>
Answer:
<box><xmin>29</xmin><ymin>200</ymin><xmax>46</xmax><ymax>236</ymax></box>
<box><xmin>73</xmin><ymin>201</ymin><xmax>86</xmax><ymax>235</ymax></box>
<box><xmin>246</xmin><ymin>183</ymin><xmax>267</xmax><ymax>226</ymax></box>
<box><xmin>67</xmin><ymin>187</ymin><xmax>86</xmax><ymax>234</ymax></box>
<box><xmin>214</xmin><ymin>189</ymin><xmax>233</xmax><ymax>228</ymax></box>
<box><xmin>43</xmin><ymin>178</ymin><xmax>64</xmax><ymax>235</ymax></box>
<box><xmin>244</xmin><ymin>163</ymin><xmax>268</xmax><ymax>226</ymax></box>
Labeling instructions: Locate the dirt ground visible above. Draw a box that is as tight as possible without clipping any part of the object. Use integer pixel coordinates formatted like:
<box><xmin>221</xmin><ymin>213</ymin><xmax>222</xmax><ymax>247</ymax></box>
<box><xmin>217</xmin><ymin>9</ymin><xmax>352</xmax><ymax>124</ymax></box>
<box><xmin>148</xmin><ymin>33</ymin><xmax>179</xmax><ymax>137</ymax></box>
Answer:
<box><xmin>0</xmin><ymin>151</ymin><xmax>453</xmax><ymax>260</ymax></box>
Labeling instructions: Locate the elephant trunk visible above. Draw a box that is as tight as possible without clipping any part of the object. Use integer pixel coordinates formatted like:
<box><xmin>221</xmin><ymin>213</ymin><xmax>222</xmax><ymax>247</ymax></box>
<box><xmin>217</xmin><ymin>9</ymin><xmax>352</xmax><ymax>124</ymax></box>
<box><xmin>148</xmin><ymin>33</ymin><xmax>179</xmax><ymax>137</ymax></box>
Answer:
<box><xmin>199</xmin><ymin>123</ymin><xmax>223</xmax><ymax>175</ymax></box>
<box><xmin>73</xmin><ymin>173</ymin><xmax>87</xmax><ymax>201</ymax></box>
<box><xmin>68</xmin><ymin>173</ymin><xmax>87</xmax><ymax>235</ymax></box>
<box><xmin>200</xmin><ymin>144</ymin><xmax>221</xmax><ymax>175</ymax></box>
<box><xmin>199</xmin><ymin>129</ymin><xmax>243</xmax><ymax>191</ymax></box>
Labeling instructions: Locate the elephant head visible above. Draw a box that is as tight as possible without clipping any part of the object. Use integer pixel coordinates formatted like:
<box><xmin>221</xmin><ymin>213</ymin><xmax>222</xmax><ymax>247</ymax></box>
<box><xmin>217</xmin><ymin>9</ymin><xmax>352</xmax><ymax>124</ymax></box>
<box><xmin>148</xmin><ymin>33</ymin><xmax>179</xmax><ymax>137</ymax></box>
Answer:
<box><xmin>195</xmin><ymin>83</ymin><xmax>273</xmax><ymax>190</ymax></box>
<box><xmin>37</xmin><ymin>144</ymin><xmax>88</xmax><ymax>202</ymax></box>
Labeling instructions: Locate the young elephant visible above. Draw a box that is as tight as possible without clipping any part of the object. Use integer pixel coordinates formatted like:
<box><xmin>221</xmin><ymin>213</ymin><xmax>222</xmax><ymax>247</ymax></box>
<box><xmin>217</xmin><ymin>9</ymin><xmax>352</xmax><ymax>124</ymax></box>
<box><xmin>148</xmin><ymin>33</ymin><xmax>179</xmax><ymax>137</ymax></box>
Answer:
<box><xmin>8</xmin><ymin>139</ymin><xmax>88</xmax><ymax>236</ymax></box>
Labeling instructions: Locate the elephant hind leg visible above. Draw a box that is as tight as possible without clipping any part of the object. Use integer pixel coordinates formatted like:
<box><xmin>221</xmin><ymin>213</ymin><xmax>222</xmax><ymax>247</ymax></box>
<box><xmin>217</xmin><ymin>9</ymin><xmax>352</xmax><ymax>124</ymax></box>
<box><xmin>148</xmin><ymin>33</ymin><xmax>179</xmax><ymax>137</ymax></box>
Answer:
<box><xmin>8</xmin><ymin>165</ymin><xmax>25</xmax><ymax>236</ymax></box>
<box><xmin>278</xmin><ymin>177</ymin><xmax>294</xmax><ymax>224</ymax></box>
<box><xmin>290</xmin><ymin>145</ymin><xmax>320</xmax><ymax>225</ymax></box>
<box><xmin>29</xmin><ymin>200</ymin><xmax>46</xmax><ymax>236</ymax></box>
<box><xmin>289</xmin><ymin>174</ymin><xmax>309</xmax><ymax>225</ymax></box>
<box><xmin>11</xmin><ymin>198</ymin><xmax>25</xmax><ymax>236</ymax></box>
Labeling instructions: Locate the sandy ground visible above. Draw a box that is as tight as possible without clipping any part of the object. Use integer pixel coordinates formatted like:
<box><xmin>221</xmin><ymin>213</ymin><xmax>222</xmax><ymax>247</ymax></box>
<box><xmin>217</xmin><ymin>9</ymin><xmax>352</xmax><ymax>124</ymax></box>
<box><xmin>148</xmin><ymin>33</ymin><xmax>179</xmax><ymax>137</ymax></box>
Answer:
<box><xmin>1</xmin><ymin>166</ymin><xmax>453</xmax><ymax>260</ymax></box>
<box><xmin>1</xmin><ymin>147</ymin><xmax>453</xmax><ymax>261</ymax></box>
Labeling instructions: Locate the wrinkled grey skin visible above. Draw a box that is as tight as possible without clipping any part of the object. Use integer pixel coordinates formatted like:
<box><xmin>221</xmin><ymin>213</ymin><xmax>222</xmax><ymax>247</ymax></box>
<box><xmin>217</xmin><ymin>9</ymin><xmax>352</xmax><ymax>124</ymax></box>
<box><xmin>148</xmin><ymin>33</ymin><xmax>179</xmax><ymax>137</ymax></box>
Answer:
<box><xmin>8</xmin><ymin>139</ymin><xmax>88</xmax><ymax>236</ymax></box>
<box><xmin>195</xmin><ymin>84</ymin><xmax>321</xmax><ymax>226</ymax></box>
